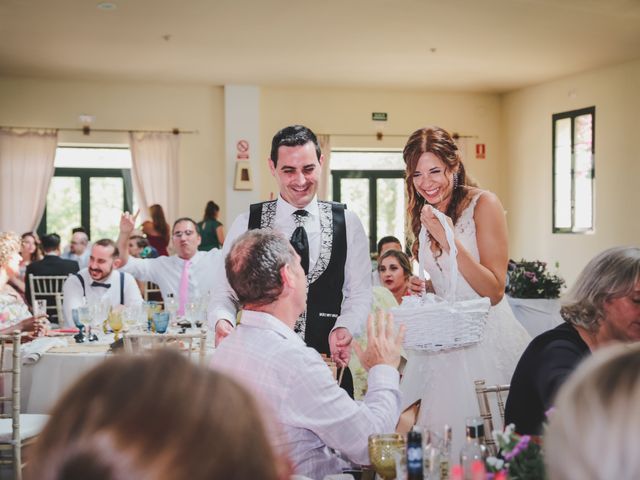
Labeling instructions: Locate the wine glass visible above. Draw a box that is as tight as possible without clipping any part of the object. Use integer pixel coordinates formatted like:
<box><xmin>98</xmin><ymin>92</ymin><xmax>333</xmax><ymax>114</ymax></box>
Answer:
<box><xmin>108</xmin><ymin>310</ymin><xmax>124</xmax><ymax>341</ymax></box>
<box><xmin>165</xmin><ymin>295</ymin><xmax>178</xmax><ymax>324</ymax></box>
<box><xmin>145</xmin><ymin>301</ymin><xmax>162</xmax><ymax>332</ymax></box>
<box><xmin>34</xmin><ymin>299</ymin><xmax>48</xmax><ymax>317</ymax></box>
<box><xmin>368</xmin><ymin>433</ymin><xmax>405</xmax><ymax>480</ymax></box>
<box><xmin>123</xmin><ymin>305</ymin><xmax>142</xmax><ymax>332</ymax></box>
<box><xmin>76</xmin><ymin>305</ymin><xmax>91</xmax><ymax>343</ymax></box>
<box><xmin>89</xmin><ymin>300</ymin><xmax>110</xmax><ymax>341</ymax></box>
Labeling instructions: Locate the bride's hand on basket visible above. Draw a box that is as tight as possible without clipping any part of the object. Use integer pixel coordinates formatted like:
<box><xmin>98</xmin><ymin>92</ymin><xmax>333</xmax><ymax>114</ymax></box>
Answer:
<box><xmin>420</xmin><ymin>205</ymin><xmax>454</xmax><ymax>253</ymax></box>
<box><xmin>353</xmin><ymin>311</ymin><xmax>405</xmax><ymax>371</ymax></box>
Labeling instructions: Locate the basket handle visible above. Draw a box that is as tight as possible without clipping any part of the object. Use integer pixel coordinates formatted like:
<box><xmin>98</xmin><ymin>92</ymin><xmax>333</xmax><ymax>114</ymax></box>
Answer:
<box><xmin>418</xmin><ymin>206</ymin><xmax>458</xmax><ymax>302</ymax></box>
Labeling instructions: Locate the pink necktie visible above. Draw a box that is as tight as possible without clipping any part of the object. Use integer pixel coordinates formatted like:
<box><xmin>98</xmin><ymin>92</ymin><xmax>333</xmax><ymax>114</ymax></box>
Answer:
<box><xmin>178</xmin><ymin>259</ymin><xmax>191</xmax><ymax>316</ymax></box>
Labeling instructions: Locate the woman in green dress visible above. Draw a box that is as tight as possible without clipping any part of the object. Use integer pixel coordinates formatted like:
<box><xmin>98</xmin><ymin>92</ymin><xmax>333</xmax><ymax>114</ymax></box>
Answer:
<box><xmin>197</xmin><ymin>201</ymin><xmax>225</xmax><ymax>251</ymax></box>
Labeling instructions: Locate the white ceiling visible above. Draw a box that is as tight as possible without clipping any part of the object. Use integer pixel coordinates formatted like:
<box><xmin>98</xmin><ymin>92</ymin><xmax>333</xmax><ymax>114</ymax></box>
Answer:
<box><xmin>2</xmin><ymin>0</ymin><xmax>640</xmax><ymax>93</ymax></box>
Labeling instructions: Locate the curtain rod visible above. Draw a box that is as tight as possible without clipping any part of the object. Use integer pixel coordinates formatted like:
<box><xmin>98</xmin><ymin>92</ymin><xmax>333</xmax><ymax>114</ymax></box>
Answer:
<box><xmin>320</xmin><ymin>132</ymin><xmax>477</xmax><ymax>140</ymax></box>
<box><xmin>0</xmin><ymin>125</ymin><xmax>198</xmax><ymax>135</ymax></box>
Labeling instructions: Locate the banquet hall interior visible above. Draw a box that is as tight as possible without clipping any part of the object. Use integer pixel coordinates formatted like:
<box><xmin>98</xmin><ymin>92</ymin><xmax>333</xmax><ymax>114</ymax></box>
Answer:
<box><xmin>0</xmin><ymin>0</ymin><xmax>639</xmax><ymax>478</ymax></box>
<box><xmin>1</xmin><ymin>0</ymin><xmax>638</xmax><ymax>284</ymax></box>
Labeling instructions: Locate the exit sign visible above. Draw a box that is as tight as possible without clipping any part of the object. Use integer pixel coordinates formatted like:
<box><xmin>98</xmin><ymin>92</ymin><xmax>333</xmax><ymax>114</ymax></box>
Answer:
<box><xmin>372</xmin><ymin>112</ymin><xmax>388</xmax><ymax>121</ymax></box>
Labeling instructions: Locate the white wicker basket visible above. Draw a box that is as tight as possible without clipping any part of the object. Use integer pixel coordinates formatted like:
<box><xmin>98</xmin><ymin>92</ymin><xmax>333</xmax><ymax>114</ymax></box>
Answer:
<box><xmin>391</xmin><ymin>208</ymin><xmax>490</xmax><ymax>352</ymax></box>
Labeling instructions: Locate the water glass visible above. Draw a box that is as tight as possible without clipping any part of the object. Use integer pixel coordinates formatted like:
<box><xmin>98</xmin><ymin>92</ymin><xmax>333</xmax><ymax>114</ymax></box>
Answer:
<box><xmin>34</xmin><ymin>299</ymin><xmax>47</xmax><ymax>317</ymax></box>
<box><xmin>368</xmin><ymin>433</ymin><xmax>405</xmax><ymax>480</ymax></box>
<box><xmin>152</xmin><ymin>311</ymin><xmax>170</xmax><ymax>334</ymax></box>
<box><xmin>145</xmin><ymin>301</ymin><xmax>162</xmax><ymax>331</ymax></box>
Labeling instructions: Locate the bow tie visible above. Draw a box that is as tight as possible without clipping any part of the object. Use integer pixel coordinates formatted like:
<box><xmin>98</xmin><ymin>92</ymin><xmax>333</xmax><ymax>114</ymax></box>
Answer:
<box><xmin>91</xmin><ymin>281</ymin><xmax>111</xmax><ymax>289</ymax></box>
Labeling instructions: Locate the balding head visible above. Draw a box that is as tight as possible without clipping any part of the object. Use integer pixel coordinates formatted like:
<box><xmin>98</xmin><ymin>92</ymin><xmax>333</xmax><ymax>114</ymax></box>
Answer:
<box><xmin>70</xmin><ymin>232</ymin><xmax>89</xmax><ymax>254</ymax></box>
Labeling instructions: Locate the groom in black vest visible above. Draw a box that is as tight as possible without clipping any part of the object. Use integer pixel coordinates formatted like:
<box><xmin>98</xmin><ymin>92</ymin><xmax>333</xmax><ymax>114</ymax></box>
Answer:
<box><xmin>210</xmin><ymin>125</ymin><xmax>372</xmax><ymax>397</ymax></box>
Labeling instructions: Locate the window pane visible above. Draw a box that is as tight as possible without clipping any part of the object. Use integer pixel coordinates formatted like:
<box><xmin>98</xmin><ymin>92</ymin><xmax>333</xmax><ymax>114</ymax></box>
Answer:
<box><xmin>554</xmin><ymin>118</ymin><xmax>572</xmax><ymax>229</ymax></box>
<box><xmin>90</xmin><ymin>177</ymin><xmax>124</xmax><ymax>240</ymax></box>
<box><xmin>574</xmin><ymin>114</ymin><xmax>593</xmax><ymax>148</ymax></box>
<box><xmin>46</xmin><ymin>177</ymin><xmax>81</xmax><ymax>242</ymax></box>
<box><xmin>573</xmin><ymin>114</ymin><xmax>594</xmax><ymax>230</ymax></box>
<box><xmin>554</xmin><ymin>118</ymin><xmax>572</xmax><ymax>148</ymax></box>
<box><xmin>55</xmin><ymin>147</ymin><xmax>132</xmax><ymax>169</ymax></box>
<box><xmin>332</xmin><ymin>151</ymin><xmax>404</xmax><ymax>170</ymax></box>
<box><xmin>376</xmin><ymin>178</ymin><xmax>406</xmax><ymax>248</ymax></box>
<box><xmin>340</xmin><ymin>178</ymin><xmax>370</xmax><ymax>243</ymax></box>
<box><xmin>574</xmin><ymin>169</ymin><xmax>593</xmax><ymax>229</ymax></box>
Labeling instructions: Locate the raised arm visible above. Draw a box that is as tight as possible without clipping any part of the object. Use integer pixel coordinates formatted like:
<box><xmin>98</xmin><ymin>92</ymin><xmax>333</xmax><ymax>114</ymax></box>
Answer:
<box><xmin>117</xmin><ymin>210</ymin><xmax>139</xmax><ymax>268</ymax></box>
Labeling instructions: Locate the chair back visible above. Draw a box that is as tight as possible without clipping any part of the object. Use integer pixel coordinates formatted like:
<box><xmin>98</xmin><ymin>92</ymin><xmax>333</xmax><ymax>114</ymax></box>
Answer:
<box><xmin>474</xmin><ymin>379</ymin><xmax>510</xmax><ymax>455</ymax></box>
<box><xmin>123</xmin><ymin>330</ymin><xmax>207</xmax><ymax>366</ymax></box>
<box><xmin>0</xmin><ymin>331</ymin><xmax>23</xmax><ymax>479</ymax></box>
<box><xmin>144</xmin><ymin>281</ymin><xmax>163</xmax><ymax>307</ymax></box>
<box><xmin>28</xmin><ymin>275</ymin><xmax>68</xmax><ymax>321</ymax></box>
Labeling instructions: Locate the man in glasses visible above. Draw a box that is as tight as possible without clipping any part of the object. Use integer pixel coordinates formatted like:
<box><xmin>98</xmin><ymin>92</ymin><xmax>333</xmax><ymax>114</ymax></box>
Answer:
<box><xmin>117</xmin><ymin>213</ymin><xmax>221</xmax><ymax>314</ymax></box>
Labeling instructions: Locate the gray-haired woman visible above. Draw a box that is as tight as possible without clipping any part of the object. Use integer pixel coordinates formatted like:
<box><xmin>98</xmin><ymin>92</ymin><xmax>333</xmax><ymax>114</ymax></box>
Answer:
<box><xmin>504</xmin><ymin>245</ymin><xmax>640</xmax><ymax>434</ymax></box>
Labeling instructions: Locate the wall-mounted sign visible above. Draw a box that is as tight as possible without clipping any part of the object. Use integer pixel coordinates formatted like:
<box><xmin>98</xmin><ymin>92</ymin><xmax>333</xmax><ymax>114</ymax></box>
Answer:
<box><xmin>234</xmin><ymin>161</ymin><xmax>253</xmax><ymax>190</ymax></box>
<box><xmin>236</xmin><ymin>139</ymin><xmax>250</xmax><ymax>160</ymax></box>
<box><xmin>371</xmin><ymin>112</ymin><xmax>388</xmax><ymax>122</ymax></box>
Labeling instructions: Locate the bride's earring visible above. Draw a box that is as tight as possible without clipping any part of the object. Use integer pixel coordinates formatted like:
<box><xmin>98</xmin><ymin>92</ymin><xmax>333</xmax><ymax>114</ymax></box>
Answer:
<box><xmin>453</xmin><ymin>172</ymin><xmax>459</xmax><ymax>189</ymax></box>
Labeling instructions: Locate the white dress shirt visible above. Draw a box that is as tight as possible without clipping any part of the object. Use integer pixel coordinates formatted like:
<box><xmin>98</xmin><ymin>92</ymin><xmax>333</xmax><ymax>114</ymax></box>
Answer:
<box><xmin>208</xmin><ymin>195</ymin><xmax>372</xmax><ymax>336</ymax></box>
<box><xmin>210</xmin><ymin>310</ymin><xmax>401</xmax><ymax>479</ymax></box>
<box><xmin>61</xmin><ymin>249</ymin><xmax>91</xmax><ymax>270</ymax></box>
<box><xmin>62</xmin><ymin>268</ymin><xmax>143</xmax><ymax>327</ymax></box>
<box><xmin>121</xmin><ymin>249</ymin><xmax>222</xmax><ymax>302</ymax></box>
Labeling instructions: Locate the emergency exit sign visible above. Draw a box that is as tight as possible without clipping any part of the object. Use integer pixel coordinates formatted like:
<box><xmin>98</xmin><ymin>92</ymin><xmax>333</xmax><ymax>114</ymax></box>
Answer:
<box><xmin>372</xmin><ymin>112</ymin><xmax>388</xmax><ymax>121</ymax></box>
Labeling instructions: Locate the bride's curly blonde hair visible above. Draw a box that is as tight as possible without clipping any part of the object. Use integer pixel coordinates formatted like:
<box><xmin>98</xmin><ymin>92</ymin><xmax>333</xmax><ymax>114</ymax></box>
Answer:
<box><xmin>0</xmin><ymin>232</ymin><xmax>20</xmax><ymax>269</ymax></box>
<box><xmin>561</xmin><ymin>246</ymin><xmax>640</xmax><ymax>332</ymax></box>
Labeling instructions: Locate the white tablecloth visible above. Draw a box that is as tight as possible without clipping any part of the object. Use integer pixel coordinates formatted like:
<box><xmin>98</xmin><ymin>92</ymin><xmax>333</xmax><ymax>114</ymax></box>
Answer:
<box><xmin>22</xmin><ymin>349</ymin><xmax>109</xmax><ymax>414</ymax></box>
<box><xmin>507</xmin><ymin>296</ymin><xmax>564</xmax><ymax>339</ymax></box>
<box><xmin>15</xmin><ymin>334</ymin><xmax>213</xmax><ymax>414</ymax></box>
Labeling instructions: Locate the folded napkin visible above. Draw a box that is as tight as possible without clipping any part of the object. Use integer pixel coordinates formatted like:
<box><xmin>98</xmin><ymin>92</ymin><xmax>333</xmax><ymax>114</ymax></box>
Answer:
<box><xmin>22</xmin><ymin>337</ymin><xmax>68</xmax><ymax>365</ymax></box>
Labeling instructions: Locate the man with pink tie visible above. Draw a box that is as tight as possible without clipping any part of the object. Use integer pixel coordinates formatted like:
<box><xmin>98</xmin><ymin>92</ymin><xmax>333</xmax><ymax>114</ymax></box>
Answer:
<box><xmin>117</xmin><ymin>213</ymin><xmax>221</xmax><ymax>312</ymax></box>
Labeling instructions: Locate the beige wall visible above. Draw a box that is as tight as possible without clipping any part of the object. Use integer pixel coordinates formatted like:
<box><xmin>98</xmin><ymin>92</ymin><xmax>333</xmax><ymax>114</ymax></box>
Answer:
<box><xmin>4</xmin><ymin>68</ymin><xmax>638</xmax><ymax>287</ymax></box>
<box><xmin>259</xmin><ymin>86</ymin><xmax>504</xmax><ymax>200</ymax></box>
<box><xmin>0</xmin><ymin>76</ymin><xmax>225</xmax><ymax>223</ymax></box>
<box><xmin>502</xmin><ymin>59</ymin><xmax>640</xmax><ymax>286</ymax></box>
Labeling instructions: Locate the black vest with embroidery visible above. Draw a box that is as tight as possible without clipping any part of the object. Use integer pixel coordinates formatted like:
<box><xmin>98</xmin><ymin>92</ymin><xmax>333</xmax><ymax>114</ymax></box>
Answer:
<box><xmin>248</xmin><ymin>200</ymin><xmax>347</xmax><ymax>356</ymax></box>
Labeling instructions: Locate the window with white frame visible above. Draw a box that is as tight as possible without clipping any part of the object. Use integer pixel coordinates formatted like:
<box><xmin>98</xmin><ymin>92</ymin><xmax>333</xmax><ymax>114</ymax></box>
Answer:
<box><xmin>38</xmin><ymin>146</ymin><xmax>136</xmax><ymax>246</ymax></box>
<box><xmin>552</xmin><ymin>106</ymin><xmax>595</xmax><ymax>233</ymax></box>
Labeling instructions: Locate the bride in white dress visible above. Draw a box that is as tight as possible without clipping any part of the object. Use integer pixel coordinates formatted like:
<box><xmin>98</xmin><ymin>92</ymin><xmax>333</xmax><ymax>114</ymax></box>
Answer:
<box><xmin>399</xmin><ymin>126</ymin><xmax>531</xmax><ymax>456</ymax></box>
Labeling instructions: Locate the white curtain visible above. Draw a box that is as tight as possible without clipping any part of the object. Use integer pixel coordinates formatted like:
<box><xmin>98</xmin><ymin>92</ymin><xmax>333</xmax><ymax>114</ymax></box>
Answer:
<box><xmin>318</xmin><ymin>134</ymin><xmax>332</xmax><ymax>201</ymax></box>
<box><xmin>0</xmin><ymin>128</ymin><xmax>58</xmax><ymax>233</ymax></box>
<box><xmin>129</xmin><ymin>132</ymin><xmax>180</xmax><ymax>223</ymax></box>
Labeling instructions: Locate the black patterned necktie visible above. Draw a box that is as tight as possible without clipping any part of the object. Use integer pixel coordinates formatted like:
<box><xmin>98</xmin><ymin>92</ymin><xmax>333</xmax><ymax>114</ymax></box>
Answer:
<box><xmin>91</xmin><ymin>281</ymin><xmax>111</xmax><ymax>289</ymax></box>
<box><xmin>290</xmin><ymin>209</ymin><xmax>309</xmax><ymax>275</ymax></box>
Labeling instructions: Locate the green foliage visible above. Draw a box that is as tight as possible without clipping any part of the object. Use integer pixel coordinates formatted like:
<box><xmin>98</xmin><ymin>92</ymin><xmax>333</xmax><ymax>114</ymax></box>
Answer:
<box><xmin>506</xmin><ymin>259</ymin><xmax>565</xmax><ymax>299</ymax></box>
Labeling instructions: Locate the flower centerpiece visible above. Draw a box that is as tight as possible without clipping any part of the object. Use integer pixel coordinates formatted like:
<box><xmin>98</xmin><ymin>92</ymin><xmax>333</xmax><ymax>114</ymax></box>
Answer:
<box><xmin>506</xmin><ymin>259</ymin><xmax>565</xmax><ymax>299</ymax></box>
<box><xmin>485</xmin><ymin>424</ymin><xmax>546</xmax><ymax>480</ymax></box>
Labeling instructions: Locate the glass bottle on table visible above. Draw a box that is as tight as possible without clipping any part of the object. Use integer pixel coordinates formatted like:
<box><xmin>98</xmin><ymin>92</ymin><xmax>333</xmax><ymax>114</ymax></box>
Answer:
<box><xmin>407</xmin><ymin>428</ymin><xmax>424</xmax><ymax>480</ymax></box>
<box><xmin>75</xmin><ymin>297</ymin><xmax>91</xmax><ymax>342</ymax></box>
<box><xmin>165</xmin><ymin>293</ymin><xmax>178</xmax><ymax>324</ymax></box>
<box><xmin>440</xmin><ymin>425</ymin><xmax>452</xmax><ymax>480</ymax></box>
<box><xmin>459</xmin><ymin>417</ymin><xmax>487</xmax><ymax>480</ymax></box>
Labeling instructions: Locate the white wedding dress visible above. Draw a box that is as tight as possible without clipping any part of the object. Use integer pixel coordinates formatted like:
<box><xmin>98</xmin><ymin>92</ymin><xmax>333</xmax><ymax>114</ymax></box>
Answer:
<box><xmin>400</xmin><ymin>192</ymin><xmax>531</xmax><ymax>456</ymax></box>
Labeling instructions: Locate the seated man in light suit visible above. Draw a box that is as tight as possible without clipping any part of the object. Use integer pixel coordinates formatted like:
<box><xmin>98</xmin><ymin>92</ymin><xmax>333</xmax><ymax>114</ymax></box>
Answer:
<box><xmin>62</xmin><ymin>239</ymin><xmax>142</xmax><ymax>326</ymax></box>
<box><xmin>210</xmin><ymin>229</ymin><xmax>405</xmax><ymax>479</ymax></box>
